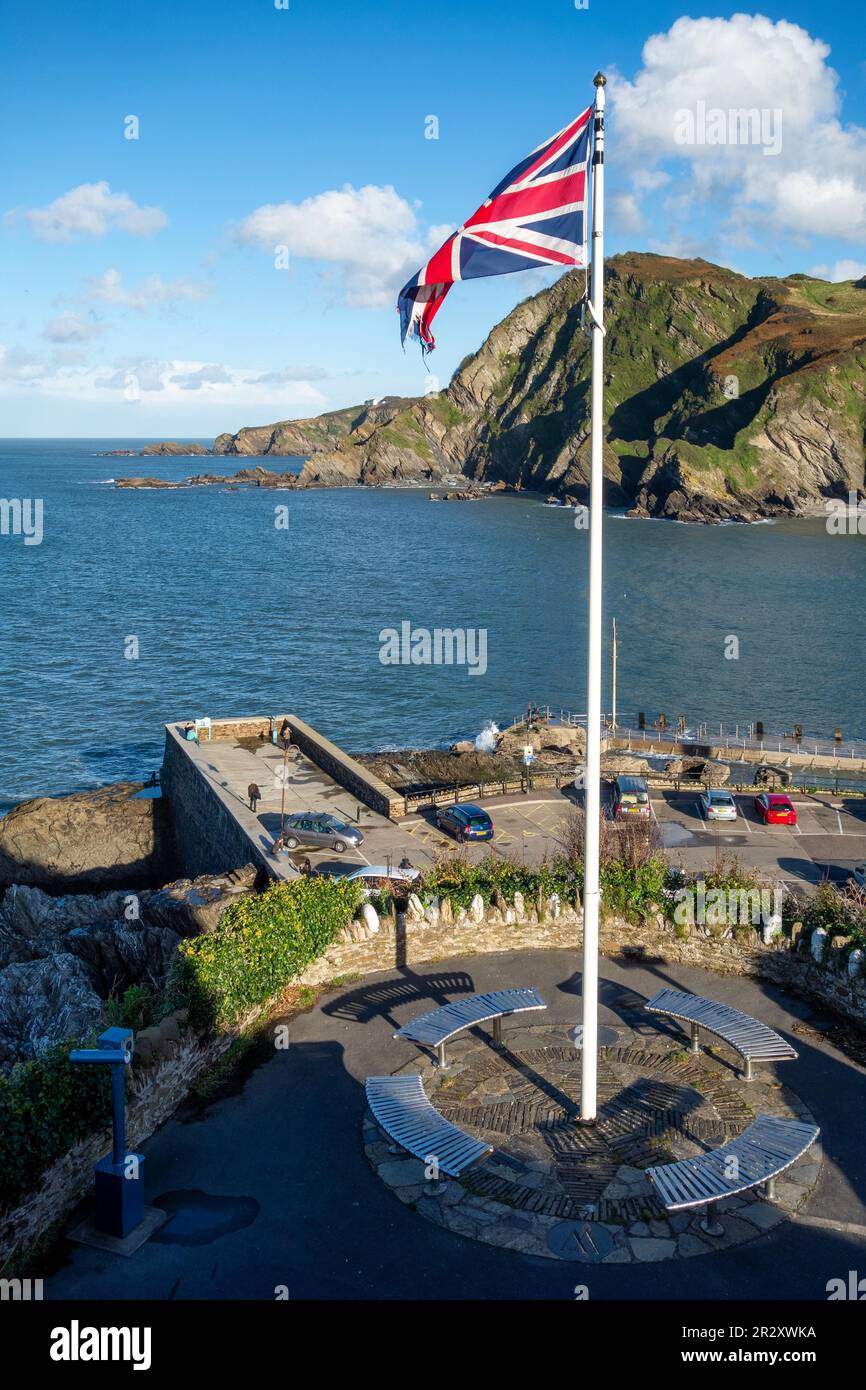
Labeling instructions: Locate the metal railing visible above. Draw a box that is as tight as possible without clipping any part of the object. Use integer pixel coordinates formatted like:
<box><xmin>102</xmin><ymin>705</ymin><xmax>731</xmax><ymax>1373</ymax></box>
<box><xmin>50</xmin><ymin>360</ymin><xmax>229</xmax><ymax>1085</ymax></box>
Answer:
<box><xmin>515</xmin><ymin>704</ymin><xmax>866</xmax><ymax>762</ymax></box>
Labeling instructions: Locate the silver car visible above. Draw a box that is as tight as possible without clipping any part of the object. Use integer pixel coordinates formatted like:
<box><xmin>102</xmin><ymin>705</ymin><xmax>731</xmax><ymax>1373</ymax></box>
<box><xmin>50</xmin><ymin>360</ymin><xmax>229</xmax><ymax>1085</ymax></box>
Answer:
<box><xmin>340</xmin><ymin>865</ymin><xmax>420</xmax><ymax>896</ymax></box>
<box><xmin>700</xmin><ymin>789</ymin><xmax>738</xmax><ymax>822</ymax></box>
<box><xmin>281</xmin><ymin>812</ymin><xmax>364</xmax><ymax>853</ymax></box>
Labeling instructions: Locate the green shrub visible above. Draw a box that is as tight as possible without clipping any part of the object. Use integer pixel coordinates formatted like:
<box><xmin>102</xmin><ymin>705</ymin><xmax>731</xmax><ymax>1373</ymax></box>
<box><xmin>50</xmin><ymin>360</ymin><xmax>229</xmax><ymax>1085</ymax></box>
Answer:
<box><xmin>420</xmin><ymin>854</ymin><xmax>674</xmax><ymax>923</ymax></box>
<box><xmin>0</xmin><ymin>1042</ymin><xmax>111</xmax><ymax>1216</ymax></box>
<box><xmin>600</xmin><ymin>856</ymin><xmax>670</xmax><ymax>919</ymax></box>
<box><xmin>795</xmin><ymin>881</ymin><xmax>866</xmax><ymax>948</ymax></box>
<box><xmin>171</xmin><ymin>877</ymin><xmax>363</xmax><ymax>1033</ymax></box>
<box><xmin>105</xmin><ymin>984</ymin><xmax>159</xmax><ymax>1031</ymax></box>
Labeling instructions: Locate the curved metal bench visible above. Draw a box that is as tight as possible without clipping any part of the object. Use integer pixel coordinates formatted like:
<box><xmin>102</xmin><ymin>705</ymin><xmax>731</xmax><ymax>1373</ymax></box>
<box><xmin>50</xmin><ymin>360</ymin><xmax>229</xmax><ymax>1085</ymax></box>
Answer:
<box><xmin>365</xmin><ymin>1074</ymin><xmax>492</xmax><ymax>1177</ymax></box>
<box><xmin>646</xmin><ymin>1113</ymin><xmax>819</xmax><ymax>1235</ymax></box>
<box><xmin>644</xmin><ymin>988</ymin><xmax>797</xmax><ymax>1080</ymax></box>
<box><xmin>395</xmin><ymin>987</ymin><xmax>546</xmax><ymax>1066</ymax></box>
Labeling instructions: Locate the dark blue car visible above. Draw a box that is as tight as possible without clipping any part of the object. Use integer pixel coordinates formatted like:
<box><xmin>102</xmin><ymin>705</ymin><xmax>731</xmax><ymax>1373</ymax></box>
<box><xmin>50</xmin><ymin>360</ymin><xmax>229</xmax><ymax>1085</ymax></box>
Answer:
<box><xmin>436</xmin><ymin>803</ymin><xmax>494</xmax><ymax>842</ymax></box>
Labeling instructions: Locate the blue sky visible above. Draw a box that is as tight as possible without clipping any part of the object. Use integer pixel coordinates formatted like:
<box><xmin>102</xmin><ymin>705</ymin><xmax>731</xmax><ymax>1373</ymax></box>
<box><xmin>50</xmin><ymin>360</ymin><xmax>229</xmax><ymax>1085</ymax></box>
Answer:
<box><xmin>2</xmin><ymin>0</ymin><xmax>865</xmax><ymax>437</ymax></box>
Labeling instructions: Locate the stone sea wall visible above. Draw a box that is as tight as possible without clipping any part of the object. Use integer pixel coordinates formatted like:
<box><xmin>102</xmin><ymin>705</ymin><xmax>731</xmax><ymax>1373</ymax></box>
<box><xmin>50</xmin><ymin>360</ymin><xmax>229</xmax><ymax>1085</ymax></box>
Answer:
<box><xmin>161</xmin><ymin>726</ymin><xmax>275</xmax><ymax>880</ymax></box>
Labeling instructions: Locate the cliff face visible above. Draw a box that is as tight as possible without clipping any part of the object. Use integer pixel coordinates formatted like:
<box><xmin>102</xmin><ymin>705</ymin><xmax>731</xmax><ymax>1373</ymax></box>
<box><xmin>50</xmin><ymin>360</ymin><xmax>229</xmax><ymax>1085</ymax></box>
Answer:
<box><xmin>209</xmin><ymin>255</ymin><xmax>866</xmax><ymax>519</ymax></box>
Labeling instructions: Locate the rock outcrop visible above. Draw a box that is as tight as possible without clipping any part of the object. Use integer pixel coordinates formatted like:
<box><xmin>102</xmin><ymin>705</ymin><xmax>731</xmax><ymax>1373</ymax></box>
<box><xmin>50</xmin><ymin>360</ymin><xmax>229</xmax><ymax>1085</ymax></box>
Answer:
<box><xmin>665</xmin><ymin>756</ymin><xmax>731</xmax><ymax>785</ymax></box>
<box><xmin>0</xmin><ymin>865</ymin><xmax>260</xmax><ymax>1067</ymax></box>
<box><xmin>140</xmin><ymin>864</ymin><xmax>261</xmax><ymax>936</ymax></box>
<box><xmin>0</xmin><ymin>956</ymin><xmax>105</xmax><ymax>1065</ymax></box>
<box><xmin>0</xmin><ymin>783</ymin><xmax>171</xmax><ymax>891</ymax></box>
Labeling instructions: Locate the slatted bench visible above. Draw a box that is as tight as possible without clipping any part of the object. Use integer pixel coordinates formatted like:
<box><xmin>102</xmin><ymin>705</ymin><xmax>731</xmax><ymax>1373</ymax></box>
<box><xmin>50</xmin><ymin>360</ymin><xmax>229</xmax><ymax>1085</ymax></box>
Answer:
<box><xmin>395</xmin><ymin>987</ymin><xmax>546</xmax><ymax>1067</ymax></box>
<box><xmin>646</xmin><ymin>1113</ymin><xmax>819</xmax><ymax>1236</ymax></box>
<box><xmin>644</xmin><ymin>988</ymin><xmax>797</xmax><ymax>1080</ymax></box>
<box><xmin>365</xmin><ymin>1074</ymin><xmax>493</xmax><ymax>1177</ymax></box>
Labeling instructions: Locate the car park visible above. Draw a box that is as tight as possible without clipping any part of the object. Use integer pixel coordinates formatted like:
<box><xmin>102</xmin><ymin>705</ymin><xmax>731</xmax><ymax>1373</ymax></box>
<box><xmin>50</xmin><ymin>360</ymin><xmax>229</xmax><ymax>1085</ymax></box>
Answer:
<box><xmin>754</xmin><ymin>793</ymin><xmax>797</xmax><ymax>826</ymax></box>
<box><xmin>436</xmin><ymin>803</ymin><xmax>494</xmax><ymax>842</ymax></box>
<box><xmin>281</xmin><ymin>812</ymin><xmax>365</xmax><ymax>852</ymax></box>
<box><xmin>700</xmin><ymin>789</ymin><xmax>738</xmax><ymax>822</ymax></box>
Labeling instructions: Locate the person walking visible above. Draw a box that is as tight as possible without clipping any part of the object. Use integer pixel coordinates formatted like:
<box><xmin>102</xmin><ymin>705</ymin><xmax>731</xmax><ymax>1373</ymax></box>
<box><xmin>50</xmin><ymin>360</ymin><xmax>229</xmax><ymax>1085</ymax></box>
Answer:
<box><xmin>248</xmin><ymin>782</ymin><xmax>262</xmax><ymax>812</ymax></box>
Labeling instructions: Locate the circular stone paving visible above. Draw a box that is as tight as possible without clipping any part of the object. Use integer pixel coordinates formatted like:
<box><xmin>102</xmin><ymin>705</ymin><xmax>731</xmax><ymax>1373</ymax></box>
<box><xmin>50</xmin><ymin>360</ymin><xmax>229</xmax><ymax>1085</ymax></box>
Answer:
<box><xmin>363</xmin><ymin>1025</ymin><xmax>821</xmax><ymax>1263</ymax></box>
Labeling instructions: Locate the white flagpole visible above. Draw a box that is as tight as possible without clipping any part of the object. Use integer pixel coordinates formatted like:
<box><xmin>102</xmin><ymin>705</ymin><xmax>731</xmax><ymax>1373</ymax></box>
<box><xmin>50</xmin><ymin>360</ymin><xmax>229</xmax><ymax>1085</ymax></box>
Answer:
<box><xmin>580</xmin><ymin>71</ymin><xmax>606</xmax><ymax>1122</ymax></box>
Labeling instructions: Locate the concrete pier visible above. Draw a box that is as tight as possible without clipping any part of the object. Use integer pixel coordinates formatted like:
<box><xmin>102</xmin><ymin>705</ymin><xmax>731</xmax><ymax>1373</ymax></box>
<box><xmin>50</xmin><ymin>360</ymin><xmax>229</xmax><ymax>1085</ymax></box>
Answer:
<box><xmin>161</xmin><ymin>715</ymin><xmax>431</xmax><ymax>881</ymax></box>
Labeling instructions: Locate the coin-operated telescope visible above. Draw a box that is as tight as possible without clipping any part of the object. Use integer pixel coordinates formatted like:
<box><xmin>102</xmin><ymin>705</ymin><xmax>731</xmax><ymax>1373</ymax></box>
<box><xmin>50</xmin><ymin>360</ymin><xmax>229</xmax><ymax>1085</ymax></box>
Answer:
<box><xmin>69</xmin><ymin>1026</ymin><xmax>144</xmax><ymax>1239</ymax></box>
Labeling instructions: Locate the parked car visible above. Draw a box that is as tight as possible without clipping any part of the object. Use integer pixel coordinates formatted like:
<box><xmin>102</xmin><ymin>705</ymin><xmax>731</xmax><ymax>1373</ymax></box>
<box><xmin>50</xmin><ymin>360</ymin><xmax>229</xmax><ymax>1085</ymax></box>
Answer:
<box><xmin>341</xmin><ymin>864</ymin><xmax>420</xmax><ymax>894</ymax></box>
<box><xmin>754</xmin><ymin>793</ymin><xmax>797</xmax><ymax>826</ymax></box>
<box><xmin>436</xmin><ymin>803</ymin><xmax>494</xmax><ymax>842</ymax></box>
<box><xmin>613</xmin><ymin>776</ymin><xmax>651</xmax><ymax>819</ymax></box>
<box><xmin>851</xmin><ymin>862</ymin><xmax>866</xmax><ymax>887</ymax></box>
<box><xmin>700</xmin><ymin>789</ymin><xmax>738</xmax><ymax>822</ymax></box>
<box><xmin>281</xmin><ymin>812</ymin><xmax>365</xmax><ymax>852</ymax></box>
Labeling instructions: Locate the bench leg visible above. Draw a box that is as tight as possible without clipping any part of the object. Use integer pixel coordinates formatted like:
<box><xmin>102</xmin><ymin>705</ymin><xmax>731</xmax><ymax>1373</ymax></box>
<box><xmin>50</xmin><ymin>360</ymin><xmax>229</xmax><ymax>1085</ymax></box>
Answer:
<box><xmin>699</xmin><ymin>1201</ymin><xmax>724</xmax><ymax>1237</ymax></box>
<box><xmin>763</xmin><ymin>1176</ymin><xmax>777</xmax><ymax>1201</ymax></box>
<box><xmin>492</xmin><ymin>1017</ymin><xmax>503</xmax><ymax>1049</ymax></box>
<box><xmin>690</xmin><ymin>1022</ymin><xmax>700</xmax><ymax>1054</ymax></box>
<box><xmin>436</xmin><ymin>1041</ymin><xmax>446</xmax><ymax>1068</ymax></box>
<box><xmin>743</xmin><ymin>1057</ymin><xmax>753</xmax><ymax>1082</ymax></box>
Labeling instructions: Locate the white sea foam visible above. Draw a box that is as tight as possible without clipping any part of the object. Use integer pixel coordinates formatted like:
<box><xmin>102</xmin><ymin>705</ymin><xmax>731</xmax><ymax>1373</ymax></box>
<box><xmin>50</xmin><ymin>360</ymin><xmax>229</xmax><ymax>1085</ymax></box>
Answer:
<box><xmin>474</xmin><ymin>721</ymin><xmax>500</xmax><ymax>752</ymax></box>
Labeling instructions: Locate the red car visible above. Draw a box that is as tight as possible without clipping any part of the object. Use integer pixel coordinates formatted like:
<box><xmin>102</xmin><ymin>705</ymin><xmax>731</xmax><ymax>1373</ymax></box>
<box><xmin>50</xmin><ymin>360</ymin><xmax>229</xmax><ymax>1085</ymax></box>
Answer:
<box><xmin>754</xmin><ymin>793</ymin><xmax>797</xmax><ymax>826</ymax></box>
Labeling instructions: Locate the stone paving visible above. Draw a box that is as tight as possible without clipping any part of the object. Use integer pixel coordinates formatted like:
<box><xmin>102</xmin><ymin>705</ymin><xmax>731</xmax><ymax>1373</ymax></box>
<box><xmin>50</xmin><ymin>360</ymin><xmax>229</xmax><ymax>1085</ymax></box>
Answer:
<box><xmin>364</xmin><ymin>1024</ymin><xmax>821</xmax><ymax>1264</ymax></box>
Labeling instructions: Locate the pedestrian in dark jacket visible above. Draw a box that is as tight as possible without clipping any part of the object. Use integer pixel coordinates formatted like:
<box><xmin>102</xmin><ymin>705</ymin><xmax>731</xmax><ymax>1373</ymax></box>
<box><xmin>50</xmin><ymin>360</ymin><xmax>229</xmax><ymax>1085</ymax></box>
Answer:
<box><xmin>248</xmin><ymin>782</ymin><xmax>262</xmax><ymax>811</ymax></box>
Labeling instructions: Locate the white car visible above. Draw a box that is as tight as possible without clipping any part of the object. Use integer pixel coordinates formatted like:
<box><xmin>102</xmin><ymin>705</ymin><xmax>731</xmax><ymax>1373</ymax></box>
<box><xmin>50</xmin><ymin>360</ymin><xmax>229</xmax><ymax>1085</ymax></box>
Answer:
<box><xmin>700</xmin><ymin>789</ymin><xmax>738</xmax><ymax>822</ymax></box>
<box><xmin>341</xmin><ymin>865</ymin><xmax>420</xmax><ymax>895</ymax></box>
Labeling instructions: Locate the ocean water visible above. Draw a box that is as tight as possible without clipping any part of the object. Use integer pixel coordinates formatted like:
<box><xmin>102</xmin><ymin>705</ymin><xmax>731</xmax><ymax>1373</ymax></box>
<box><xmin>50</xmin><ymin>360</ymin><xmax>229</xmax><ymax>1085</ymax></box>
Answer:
<box><xmin>1</xmin><ymin>438</ymin><xmax>864</xmax><ymax>812</ymax></box>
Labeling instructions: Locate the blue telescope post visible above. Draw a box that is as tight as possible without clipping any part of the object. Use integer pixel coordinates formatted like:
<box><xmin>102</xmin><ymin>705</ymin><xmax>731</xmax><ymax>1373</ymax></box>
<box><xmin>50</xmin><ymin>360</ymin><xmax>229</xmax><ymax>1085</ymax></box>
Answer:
<box><xmin>69</xmin><ymin>1026</ymin><xmax>145</xmax><ymax>1239</ymax></box>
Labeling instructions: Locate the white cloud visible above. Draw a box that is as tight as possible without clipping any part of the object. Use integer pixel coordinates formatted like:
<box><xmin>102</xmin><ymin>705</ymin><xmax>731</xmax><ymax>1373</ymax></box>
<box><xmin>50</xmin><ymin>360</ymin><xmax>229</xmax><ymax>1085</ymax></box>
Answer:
<box><xmin>43</xmin><ymin>312</ymin><xmax>103</xmax><ymax>343</ymax></box>
<box><xmin>0</xmin><ymin>347</ymin><xmax>328</xmax><ymax>411</ymax></box>
<box><xmin>0</xmin><ymin>346</ymin><xmax>49</xmax><ymax>382</ymax></box>
<box><xmin>609</xmin><ymin>15</ymin><xmax>866</xmax><ymax>244</ymax></box>
<box><xmin>807</xmin><ymin>258</ymin><xmax>866</xmax><ymax>282</ymax></box>
<box><xmin>251</xmin><ymin>365</ymin><xmax>330</xmax><ymax>384</ymax></box>
<box><xmin>87</xmin><ymin>268</ymin><xmax>210</xmax><ymax>310</ymax></box>
<box><xmin>20</xmin><ymin>182</ymin><xmax>167</xmax><ymax>240</ymax></box>
<box><xmin>609</xmin><ymin>192</ymin><xmax>644</xmax><ymax>234</ymax></box>
<box><xmin>236</xmin><ymin>183</ymin><xmax>452</xmax><ymax>307</ymax></box>
<box><xmin>169</xmin><ymin>364</ymin><xmax>234</xmax><ymax>391</ymax></box>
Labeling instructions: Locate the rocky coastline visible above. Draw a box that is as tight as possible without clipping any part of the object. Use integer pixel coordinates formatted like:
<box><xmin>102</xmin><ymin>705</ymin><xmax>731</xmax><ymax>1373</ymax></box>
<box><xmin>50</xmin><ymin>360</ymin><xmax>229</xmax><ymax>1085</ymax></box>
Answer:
<box><xmin>0</xmin><ymin>781</ymin><xmax>262</xmax><ymax>1070</ymax></box>
<box><xmin>109</xmin><ymin>254</ymin><xmax>866</xmax><ymax>524</ymax></box>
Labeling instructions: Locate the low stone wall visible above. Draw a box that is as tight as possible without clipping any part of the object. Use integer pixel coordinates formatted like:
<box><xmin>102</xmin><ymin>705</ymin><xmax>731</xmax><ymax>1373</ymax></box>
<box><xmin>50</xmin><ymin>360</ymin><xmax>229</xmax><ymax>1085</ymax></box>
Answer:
<box><xmin>287</xmin><ymin>714</ymin><xmax>404</xmax><ymax>819</ymax></box>
<box><xmin>296</xmin><ymin>892</ymin><xmax>866</xmax><ymax>1027</ymax></box>
<box><xmin>0</xmin><ymin>1025</ymin><xmax>232</xmax><ymax>1268</ymax></box>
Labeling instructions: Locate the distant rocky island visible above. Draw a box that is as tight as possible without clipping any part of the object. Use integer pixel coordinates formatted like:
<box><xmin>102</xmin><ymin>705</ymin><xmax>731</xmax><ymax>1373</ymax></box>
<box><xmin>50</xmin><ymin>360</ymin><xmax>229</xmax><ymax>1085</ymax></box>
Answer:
<box><xmin>103</xmin><ymin>441</ymin><xmax>210</xmax><ymax>458</ymax></box>
<box><xmin>113</xmin><ymin>253</ymin><xmax>866</xmax><ymax>523</ymax></box>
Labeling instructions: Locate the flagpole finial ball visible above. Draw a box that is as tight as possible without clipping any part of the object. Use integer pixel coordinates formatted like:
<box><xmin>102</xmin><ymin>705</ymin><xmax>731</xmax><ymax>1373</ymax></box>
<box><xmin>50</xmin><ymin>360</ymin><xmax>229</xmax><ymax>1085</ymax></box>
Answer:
<box><xmin>593</xmin><ymin>71</ymin><xmax>607</xmax><ymax>87</ymax></box>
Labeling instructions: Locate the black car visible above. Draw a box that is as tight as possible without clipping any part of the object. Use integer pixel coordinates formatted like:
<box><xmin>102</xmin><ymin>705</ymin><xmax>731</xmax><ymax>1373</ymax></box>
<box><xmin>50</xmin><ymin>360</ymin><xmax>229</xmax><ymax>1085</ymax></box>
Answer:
<box><xmin>436</xmin><ymin>803</ymin><xmax>494</xmax><ymax>842</ymax></box>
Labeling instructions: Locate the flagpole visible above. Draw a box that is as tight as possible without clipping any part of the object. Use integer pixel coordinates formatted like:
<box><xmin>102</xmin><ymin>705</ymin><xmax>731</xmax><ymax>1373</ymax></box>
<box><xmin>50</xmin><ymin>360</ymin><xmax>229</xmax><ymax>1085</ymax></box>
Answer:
<box><xmin>580</xmin><ymin>71</ymin><xmax>606</xmax><ymax>1123</ymax></box>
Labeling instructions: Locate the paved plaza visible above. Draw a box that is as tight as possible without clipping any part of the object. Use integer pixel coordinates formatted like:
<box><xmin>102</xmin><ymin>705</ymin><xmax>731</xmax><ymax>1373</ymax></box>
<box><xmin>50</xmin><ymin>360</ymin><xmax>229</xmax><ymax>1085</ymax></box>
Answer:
<box><xmin>43</xmin><ymin>949</ymin><xmax>866</xmax><ymax>1301</ymax></box>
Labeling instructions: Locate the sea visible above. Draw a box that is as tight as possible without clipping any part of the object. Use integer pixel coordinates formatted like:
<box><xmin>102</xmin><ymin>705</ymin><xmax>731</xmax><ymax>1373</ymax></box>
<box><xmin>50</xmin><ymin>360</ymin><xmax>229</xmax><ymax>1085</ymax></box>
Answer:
<box><xmin>1</xmin><ymin>438</ymin><xmax>864</xmax><ymax>813</ymax></box>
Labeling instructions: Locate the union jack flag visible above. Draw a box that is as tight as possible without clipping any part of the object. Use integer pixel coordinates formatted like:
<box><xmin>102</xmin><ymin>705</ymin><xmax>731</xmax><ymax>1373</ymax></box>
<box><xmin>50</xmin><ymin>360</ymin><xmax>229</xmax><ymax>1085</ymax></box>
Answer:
<box><xmin>398</xmin><ymin>106</ymin><xmax>593</xmax><ymax>353</ymax></box>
